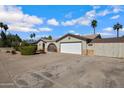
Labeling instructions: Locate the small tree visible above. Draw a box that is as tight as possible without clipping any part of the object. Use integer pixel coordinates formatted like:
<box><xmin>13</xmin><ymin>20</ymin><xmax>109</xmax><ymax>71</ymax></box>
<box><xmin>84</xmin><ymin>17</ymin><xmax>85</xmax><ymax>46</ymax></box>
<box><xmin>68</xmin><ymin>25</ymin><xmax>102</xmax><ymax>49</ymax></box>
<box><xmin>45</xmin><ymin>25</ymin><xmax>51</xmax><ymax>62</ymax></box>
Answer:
<box><xmin>48</xmin><ymin>35</ymin><xmax>52</xmax><ymax>40</ymax></box>
<box><xmin>32</xmin><ymin>33</ymin><xmax>36</xmax><ymax>39</ymax></box>
<box><xmin>3</xmin><ymin>24</ymin><xmax>9</xmax><ymax>35</ymax></box>
<box><xmin>30</xmin><ymin>33</ymin><xmax>36</xmax><ymax>40</ymax></box>
<box><xmin>0</xmin><ymin>31</ymin><xmax>7</xmax><ymax>46</ymax></box>
<box><xmin>91</xmin><ymin>20</ymin><xmax>97</xmax><ymax>34</ymax></box>
<box><xmin>113</xmin><ymin>22</ymin><xmax>123</xmax><ymax>38</ymax></box>
<box><xmin>0</xmin><ymin>22</ymin><xmax>4</xmax><ymax>32</ymax></box>
<box><xmin>30</xmin><ymin>34</ymin><xmax>33</xmax><ymax>40</ymax></box>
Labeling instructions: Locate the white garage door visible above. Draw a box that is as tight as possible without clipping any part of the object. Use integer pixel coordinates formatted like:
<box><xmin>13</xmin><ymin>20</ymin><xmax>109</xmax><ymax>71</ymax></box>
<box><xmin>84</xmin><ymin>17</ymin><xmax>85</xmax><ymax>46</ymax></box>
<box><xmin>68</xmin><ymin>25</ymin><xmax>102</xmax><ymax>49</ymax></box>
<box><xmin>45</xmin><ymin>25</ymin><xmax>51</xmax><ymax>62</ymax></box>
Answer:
<box><xmin>60</xmin><ymin>43</ymin><xmax>82</xmax><ymax>54</ymax></box>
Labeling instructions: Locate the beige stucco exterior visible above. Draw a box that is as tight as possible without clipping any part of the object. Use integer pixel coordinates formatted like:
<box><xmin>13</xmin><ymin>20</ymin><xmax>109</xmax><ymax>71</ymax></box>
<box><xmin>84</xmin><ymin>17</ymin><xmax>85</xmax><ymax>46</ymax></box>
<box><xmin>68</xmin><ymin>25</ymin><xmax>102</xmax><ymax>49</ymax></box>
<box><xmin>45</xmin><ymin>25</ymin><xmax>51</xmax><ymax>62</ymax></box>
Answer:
<box><xmin>87</xmin><ymin>43</ymin><xmax>124</xmax><ymax>58</ymax></box>
<box><xmin>37</xmin><ymin>40</ymin><xmax>58</xmax><ymax>52</ymax></box>
<box><xmin>37</xmin><ymin>41</ymin><xmax>44</xmax><ymax>50</ymax></box>
<box><xmin>37</xmin><ymin>35</ymin><xmax>88</xmax><ymax>55</ymax></box>
<box><xmin>44</xmin><ymin>42</ymin><xmax>59</xmax><ymax>52</ymax></box>
<box><xmin>37</xmin><ymin>35</ymin><xmax>124</xmax><ymax>58</ymax></box>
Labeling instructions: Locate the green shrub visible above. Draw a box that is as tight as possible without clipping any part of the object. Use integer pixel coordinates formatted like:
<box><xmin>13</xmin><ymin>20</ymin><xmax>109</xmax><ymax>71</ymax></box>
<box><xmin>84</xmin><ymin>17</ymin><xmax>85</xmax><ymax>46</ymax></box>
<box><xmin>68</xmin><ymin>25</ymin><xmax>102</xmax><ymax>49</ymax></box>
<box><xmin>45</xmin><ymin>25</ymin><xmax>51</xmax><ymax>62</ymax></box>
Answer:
<box><xmin>14</xmin><ymin>46</ymin><xmax>20</xmax><ymax>51</ymax></box>
<box><xmin>21</xmin><ymin>41</ymin><xmax>30</xmax><ymax>47</ymax></box>
<box><xmin>20</xmin><ymin>45</ymin><xmax>37</xmax><ymax>55</ymax></box>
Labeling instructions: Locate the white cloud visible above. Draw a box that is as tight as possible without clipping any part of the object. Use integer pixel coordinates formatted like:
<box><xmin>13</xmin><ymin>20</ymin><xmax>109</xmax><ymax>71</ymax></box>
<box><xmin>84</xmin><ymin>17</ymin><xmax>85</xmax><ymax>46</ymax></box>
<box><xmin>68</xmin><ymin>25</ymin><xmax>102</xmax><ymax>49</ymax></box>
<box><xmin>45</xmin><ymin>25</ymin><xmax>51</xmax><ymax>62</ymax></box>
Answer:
<box><xmin>110</xmin><ymin>15</ymin><xmax>120</xmax><ymax>19</ymax></box>
<box><xmin>0</xmin><ymin>6</ymin><xmax>44</xmax><ymax>32</ymax></box>
<box><xmin>86</xmin><ymin>10</ymin><xmax>96</xmax><ymax>18</ymax></box>
<box><xmin>103</xmin><ymin>27</ymin><xmax>113</xmax><ymax>32</ymax></box>
<box><xmin>38</xmin><ymin>27</ymin><xmax>52</xmax><ymax>32</ymax></box>
<box><xmin>120</xmin><ymin>28</ymin><xmax>124</xmax><ymax>32</ymax></box>
<box><xmin>9</xmin><ymin>24</ymin><xmax>53</xmax><ymax>32</ymax></box>
<box><xmin>112</xmin><ymin>6</ymin><xmax>124</xmax><ymax>13</ymax></box>
<box><xmin>97</xmin><ymin>6</ymin><xmax>124</xmax><ymax>17</ymax></box>
<box><xmin>61</xmin><ymin>19</ymin><xmax>77</xmax><ymax>26</ymax></box>
<box><xmin>9</xmin><ymin>24</ymin><xmax>38</xmax><ymax>32</ymax></box>
<box><xmin>47</xmin><ymin>18</ymin><xmax>59</xmax><ymax>26</ymax></box>
<box><xmin>68</xmin><ymin>30</ymin><xmax>75</xmax><ymax>33</ymax></box>
<box><xmin>62</xmin><ymin>10</ymin><xmax>96</xmax><ymax>26</ymax></box>
<box><xmin>75</xmin><ymin>33</ymin><xmax>80</xmax><ymax>35</ymax></box>
<box><xmin>97</xmin><ymin>9</ymin><xmax>111</xmax><ymax>16</ymax></box>
<box><xmin>78</xmin><ymin>18</ymin><xmax>91</xmax><ymax>26</ymax></box>
<box><xmin>68</xmin><ymin>30</ymin><xmax>80</xmax><ymax>35</ymax></box>
<box><xmin>61</xmin><ymin>6</ymin><xmax>124</xmax><ymax>27</ymax></box>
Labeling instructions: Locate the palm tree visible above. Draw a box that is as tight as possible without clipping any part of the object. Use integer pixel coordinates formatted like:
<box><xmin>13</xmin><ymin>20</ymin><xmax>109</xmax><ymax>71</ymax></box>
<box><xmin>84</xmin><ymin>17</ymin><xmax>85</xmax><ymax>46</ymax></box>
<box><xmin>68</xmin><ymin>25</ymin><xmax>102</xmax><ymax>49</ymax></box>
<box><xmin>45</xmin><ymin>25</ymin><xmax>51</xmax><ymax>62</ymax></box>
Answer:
<box><xmin>30</xmin><ymin>34</ymin><xmax>33</xmax><ymax>40</ymax></box>
<box><xmin>91</xmin><ymin>20</ymin><xmax>97</xmax><ymax>34</ymax></box>
<box><xmin>3</xmin><ymin>24</ymin><xmax>9</xmax><ymax>35</ymax></box>
<box><xmin>0</xmin><ymin>22</ymin><xmax>4</xmax><ymax>32</ymax></box>
<box><xmin>30</xmin><ymin>33</ymin><xmax>36</xmax><ymax>40</ymax></box>
<box><xmin>113</xmin><ymin>22</ymin><xmax>123</xmax><ymax>38</ymax></box>
<box><xmin>32</xmin><ymin>33</ymin><xmax>36</xmax><ymax>39</ymax></box>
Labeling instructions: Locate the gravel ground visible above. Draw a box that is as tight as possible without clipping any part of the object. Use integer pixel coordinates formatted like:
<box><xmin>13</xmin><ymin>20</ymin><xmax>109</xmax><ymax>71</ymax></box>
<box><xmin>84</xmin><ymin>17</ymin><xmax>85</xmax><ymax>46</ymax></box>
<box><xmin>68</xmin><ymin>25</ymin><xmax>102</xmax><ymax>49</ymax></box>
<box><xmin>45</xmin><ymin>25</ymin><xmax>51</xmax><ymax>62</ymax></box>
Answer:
<box><xmin>0</xmin><ymin>51</ymin><xmax>124</xmax><ymax>88</ymax></box>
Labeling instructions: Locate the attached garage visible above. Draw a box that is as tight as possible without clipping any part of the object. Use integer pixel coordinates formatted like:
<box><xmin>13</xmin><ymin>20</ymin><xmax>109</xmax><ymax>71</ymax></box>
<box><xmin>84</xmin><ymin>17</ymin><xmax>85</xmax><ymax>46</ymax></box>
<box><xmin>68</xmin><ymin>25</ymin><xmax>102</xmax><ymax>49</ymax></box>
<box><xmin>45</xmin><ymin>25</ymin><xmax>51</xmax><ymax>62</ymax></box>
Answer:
<box><xmin>60</xmin><ymin>42</ymin><xmax>82</xmax><ymax>54</ymax></box>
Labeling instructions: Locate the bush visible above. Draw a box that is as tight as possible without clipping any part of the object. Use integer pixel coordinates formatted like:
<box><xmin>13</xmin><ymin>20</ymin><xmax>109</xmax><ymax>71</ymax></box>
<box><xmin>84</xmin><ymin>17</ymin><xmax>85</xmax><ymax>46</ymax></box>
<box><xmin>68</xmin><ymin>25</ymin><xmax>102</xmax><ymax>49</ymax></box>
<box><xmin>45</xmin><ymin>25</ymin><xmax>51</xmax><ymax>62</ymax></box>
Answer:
<box><xmin>21</xmin><ymin>41</ymin><xmax>30</xmax><ymax>47</ymax></box>
<box><xmin>20</xmin><ymin>45</ymin><xmax>37</xmax><ymax>55</ymax></box>
<box><xmin>6</xmin><ymin>50</ymin><xmax>11</xmax><ymax>53</ymax></box>
<box><xmin>11</xmin><ymin>50</ymin><xmax>17</xmax><ymax>55</ymax></box>
<box><xmin>14</xmin><ymin>46</ymin><xmax>20</xmax><ymax>51</ymax></box>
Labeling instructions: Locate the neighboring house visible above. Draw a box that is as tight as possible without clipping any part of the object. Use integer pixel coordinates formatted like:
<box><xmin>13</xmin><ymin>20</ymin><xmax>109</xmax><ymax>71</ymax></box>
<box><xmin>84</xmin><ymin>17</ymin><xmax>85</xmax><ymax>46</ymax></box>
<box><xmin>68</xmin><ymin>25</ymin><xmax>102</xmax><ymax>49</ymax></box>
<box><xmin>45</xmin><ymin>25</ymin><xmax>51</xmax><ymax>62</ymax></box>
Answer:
<box><xmin>37</xmin><ymin>33</ymin><xmax>101</xmax><ymax>55</ymax></box>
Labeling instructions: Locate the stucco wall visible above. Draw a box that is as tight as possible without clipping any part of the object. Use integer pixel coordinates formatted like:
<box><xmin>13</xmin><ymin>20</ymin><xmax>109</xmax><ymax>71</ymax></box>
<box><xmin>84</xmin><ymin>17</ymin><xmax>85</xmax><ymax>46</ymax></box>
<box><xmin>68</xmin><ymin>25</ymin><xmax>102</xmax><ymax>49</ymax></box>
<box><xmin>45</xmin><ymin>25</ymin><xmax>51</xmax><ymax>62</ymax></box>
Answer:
<box><xmin>45</xmin><ymin>42</ymin><xmax>59</xmax><ymax>52</ymax></box>
<box><xmin>88</xmin><ymin>43</ymin><xmax>124</xmax><ymax>58</ymax></box>
<box><xmin>37</xmin><ymin>40</ymin><xmax>59</xmax><ymax>52</ymax></box>
<box><xmin>37</xmin><ymin>41</ymin><xmax>44</xmax><ymax>50</ymax></box>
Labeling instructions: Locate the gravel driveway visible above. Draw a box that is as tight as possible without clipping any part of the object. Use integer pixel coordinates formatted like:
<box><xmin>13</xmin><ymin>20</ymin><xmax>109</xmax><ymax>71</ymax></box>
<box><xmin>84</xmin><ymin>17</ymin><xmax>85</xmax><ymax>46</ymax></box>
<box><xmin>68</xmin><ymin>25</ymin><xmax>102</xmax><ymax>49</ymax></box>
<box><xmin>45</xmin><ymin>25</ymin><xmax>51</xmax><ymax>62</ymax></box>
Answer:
<box><xmin>0</xmin><ymin>52</ymin><xmax>124</xmax><ymax>88</ymax></box>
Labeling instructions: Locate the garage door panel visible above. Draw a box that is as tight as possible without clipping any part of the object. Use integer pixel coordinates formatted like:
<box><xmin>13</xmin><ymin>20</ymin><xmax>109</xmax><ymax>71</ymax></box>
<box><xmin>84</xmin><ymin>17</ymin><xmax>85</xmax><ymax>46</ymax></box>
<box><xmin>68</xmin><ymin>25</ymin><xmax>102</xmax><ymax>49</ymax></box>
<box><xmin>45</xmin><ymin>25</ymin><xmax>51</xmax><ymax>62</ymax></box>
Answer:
<box><xmin>60</xmin><ymin>43</ymin><xmax>82</xmax><ymax>54</ymax></box>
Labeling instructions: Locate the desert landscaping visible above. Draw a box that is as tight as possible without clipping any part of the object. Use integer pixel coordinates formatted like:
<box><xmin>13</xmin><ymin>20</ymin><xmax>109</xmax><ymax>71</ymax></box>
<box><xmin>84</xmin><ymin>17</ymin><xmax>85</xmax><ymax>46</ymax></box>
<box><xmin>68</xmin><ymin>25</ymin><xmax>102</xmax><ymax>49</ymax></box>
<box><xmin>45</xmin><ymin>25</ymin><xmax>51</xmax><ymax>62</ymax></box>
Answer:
<box><xmin>0</xmin><ymin>48</ymin><xmax>124</xmax><ymax>88</ymax></box>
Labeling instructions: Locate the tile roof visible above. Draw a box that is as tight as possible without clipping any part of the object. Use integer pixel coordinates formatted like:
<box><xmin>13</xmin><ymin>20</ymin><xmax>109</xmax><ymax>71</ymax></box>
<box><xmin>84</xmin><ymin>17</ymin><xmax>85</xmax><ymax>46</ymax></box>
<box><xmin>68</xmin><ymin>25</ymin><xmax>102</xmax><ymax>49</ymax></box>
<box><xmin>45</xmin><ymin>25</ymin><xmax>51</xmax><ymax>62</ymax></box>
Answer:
<box><xmin>56</xmin><ymin>33</ymin><xmax>101</xmax><ymax>42</ymax></box>
<box><xmin>35</xmin><ymin>33</ymin><xmax>101</xmax><ymax>43</ymax></box>
<box><xmin>91</xmin><ymin>37</ymin><xmax>124</xmax><ymax>43</ymax></box>
<box><xmin>83</xmin><ymin>34</ymin><xmax>101</xmax><ymax>39</ymax></box>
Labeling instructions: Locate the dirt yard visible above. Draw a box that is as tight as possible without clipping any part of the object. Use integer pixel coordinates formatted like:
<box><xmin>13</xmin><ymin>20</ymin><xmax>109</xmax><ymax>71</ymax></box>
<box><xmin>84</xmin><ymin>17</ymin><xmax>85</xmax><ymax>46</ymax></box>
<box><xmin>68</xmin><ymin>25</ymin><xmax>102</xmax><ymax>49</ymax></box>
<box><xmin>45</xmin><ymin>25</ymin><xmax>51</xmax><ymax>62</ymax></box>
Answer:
<box><xmin>0</xmin><ymin>51</ymin><xmax>124</xmax><ymax>88</ymax></box>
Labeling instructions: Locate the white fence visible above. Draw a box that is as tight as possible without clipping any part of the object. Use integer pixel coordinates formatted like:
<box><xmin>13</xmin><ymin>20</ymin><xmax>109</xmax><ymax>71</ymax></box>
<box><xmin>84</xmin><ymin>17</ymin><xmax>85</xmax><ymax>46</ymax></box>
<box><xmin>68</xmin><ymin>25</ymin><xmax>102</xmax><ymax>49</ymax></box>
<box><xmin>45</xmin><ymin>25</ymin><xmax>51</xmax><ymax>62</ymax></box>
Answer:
<box><xmin>88</xmin><ymin>43</ymin><xmax>124</xmax><ymax>58</ymax></box>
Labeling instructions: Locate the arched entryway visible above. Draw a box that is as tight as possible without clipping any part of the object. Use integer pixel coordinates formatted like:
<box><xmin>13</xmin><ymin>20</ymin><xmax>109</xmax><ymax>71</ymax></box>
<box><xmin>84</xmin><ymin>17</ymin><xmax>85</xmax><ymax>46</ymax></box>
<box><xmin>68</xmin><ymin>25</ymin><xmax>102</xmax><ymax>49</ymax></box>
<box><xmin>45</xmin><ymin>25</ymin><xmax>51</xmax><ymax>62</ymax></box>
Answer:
<box><xmin>47</xmin><ymin>43</ymin><xmax>57</xmax><ymax>52</ymax></box>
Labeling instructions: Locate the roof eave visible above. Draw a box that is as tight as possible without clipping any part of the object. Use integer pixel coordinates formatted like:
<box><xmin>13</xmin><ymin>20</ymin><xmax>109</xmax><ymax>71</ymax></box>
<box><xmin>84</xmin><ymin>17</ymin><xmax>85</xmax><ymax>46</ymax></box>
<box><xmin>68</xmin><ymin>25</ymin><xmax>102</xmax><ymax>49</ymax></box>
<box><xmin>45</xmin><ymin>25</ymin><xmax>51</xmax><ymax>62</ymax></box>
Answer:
<box><xmin>56</xmin><ymin>33</ymin><xmax>88</xmax><ymax>42</ymax></box>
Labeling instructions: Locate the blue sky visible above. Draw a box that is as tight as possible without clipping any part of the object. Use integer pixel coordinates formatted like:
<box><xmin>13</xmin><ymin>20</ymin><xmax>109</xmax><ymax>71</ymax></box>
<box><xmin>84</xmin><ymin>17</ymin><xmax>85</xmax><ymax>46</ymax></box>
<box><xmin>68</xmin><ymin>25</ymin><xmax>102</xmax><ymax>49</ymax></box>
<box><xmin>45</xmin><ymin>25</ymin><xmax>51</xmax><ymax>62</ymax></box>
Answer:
<box><xmin>0</xmin><ymin>5</ymin><xmax>124</xmax><ymax>39</ymax></box>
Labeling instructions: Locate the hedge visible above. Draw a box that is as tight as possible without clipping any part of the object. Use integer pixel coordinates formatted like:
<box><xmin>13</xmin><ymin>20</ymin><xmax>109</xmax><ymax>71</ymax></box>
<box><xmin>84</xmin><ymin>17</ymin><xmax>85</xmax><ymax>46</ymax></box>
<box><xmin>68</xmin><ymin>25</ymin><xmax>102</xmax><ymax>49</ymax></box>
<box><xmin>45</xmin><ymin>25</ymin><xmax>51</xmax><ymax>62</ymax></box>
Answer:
<box><xmin>20</xmin><ymin>45</ymin><xmax>37</xmax><ymax>55</ymax></box>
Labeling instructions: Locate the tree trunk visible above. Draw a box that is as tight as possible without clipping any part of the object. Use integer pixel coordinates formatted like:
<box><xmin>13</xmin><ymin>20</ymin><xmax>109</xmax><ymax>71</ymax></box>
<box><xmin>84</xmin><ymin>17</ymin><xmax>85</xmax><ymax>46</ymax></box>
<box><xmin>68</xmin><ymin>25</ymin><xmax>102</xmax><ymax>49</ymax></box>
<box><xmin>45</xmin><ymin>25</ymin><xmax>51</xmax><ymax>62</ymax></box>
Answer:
<box><xmin>117</xmin><ymin>30</ymin><xmax>119</xmax><ymax>38</ymax></box>
<box><xmin>93</xmin><ymin>27</ymin><xmax>95</xmax><ymax>34</ymax></box>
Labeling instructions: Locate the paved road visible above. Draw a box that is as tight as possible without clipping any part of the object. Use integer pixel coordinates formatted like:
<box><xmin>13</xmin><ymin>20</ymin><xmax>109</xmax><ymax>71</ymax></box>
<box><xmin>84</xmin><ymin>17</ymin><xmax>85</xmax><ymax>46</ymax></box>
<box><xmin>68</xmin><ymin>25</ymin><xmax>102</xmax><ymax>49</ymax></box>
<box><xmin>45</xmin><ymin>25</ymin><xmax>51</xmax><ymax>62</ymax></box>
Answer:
<box><xmin>0</xmin><ymin>52</ymin><xmax>124</xmax><ymax>88</ymax></box>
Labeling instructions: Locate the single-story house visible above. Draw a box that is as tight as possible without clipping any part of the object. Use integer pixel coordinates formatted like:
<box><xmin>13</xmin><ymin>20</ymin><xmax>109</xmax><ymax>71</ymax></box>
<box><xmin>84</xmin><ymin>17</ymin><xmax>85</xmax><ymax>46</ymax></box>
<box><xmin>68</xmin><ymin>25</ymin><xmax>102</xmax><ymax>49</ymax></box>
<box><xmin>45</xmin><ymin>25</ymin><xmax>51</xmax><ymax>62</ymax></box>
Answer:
<box><xmin>37</xmin><ymin>33</ymin><xmax>101</xmax><ymax>55</ymax></box>
<box><xmin>36</xmin><ymin>34</ymin><xmax>124</xmax><ymax>58</ymax></box>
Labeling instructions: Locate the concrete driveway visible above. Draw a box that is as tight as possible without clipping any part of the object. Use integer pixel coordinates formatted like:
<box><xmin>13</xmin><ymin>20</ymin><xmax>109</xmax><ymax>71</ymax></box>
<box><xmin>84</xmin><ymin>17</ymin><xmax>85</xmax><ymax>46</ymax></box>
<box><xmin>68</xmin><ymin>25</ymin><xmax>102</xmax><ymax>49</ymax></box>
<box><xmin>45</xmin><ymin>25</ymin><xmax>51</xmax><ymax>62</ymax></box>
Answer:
<box><xmin>0</xmin><ymin>52</ymin><xmax>124</xmax><ymax>88</ymax></box>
